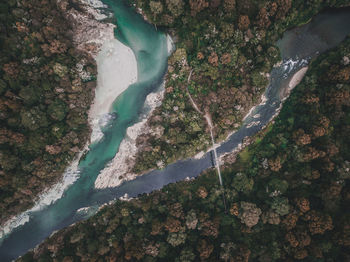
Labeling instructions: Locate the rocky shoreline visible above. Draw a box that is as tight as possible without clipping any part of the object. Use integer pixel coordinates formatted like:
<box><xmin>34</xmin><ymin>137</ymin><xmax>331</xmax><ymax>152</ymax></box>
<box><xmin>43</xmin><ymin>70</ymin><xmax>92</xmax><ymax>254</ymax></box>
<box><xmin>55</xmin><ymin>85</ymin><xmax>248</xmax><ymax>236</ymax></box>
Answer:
<box><xmin>63</xmin><ymin>0</ymin><xmax>115</xmax><ymax>57</ymax></box>
<box><xmin>94</xmin><ymin>60</ymin><xmax>310</xmax><ymax>189</ymax></box>
<box><xmin>94</xmin><ymin>34</ymin><xmax>175</xmax><ymax>188</ymax></box>
<box><xmin>94</xmin><ymin>86</ymin><xmax>165</xmax><ymax>188</ymax></box>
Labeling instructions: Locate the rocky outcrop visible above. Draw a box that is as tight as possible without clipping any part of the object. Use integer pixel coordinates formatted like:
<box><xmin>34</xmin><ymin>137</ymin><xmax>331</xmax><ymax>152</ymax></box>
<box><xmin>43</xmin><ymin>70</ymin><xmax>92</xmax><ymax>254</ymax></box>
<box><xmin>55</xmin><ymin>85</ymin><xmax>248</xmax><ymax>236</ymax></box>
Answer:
<box><xmin>59</xmin><ymin>0</ymin><xmax>115</xmax><ymax>58</ymax></box>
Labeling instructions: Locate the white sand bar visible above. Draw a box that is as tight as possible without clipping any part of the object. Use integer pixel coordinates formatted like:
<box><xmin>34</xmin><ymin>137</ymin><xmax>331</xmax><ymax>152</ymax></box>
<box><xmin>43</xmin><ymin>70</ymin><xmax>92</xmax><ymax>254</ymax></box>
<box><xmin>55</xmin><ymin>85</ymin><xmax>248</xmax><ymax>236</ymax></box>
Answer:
<box><xmin>89</xmin><ymin>38</ymin><xmax>137</xmax><ymax>119</ymax></box>
<box><xmin>94</xmin><ymin>35</ymin><xmax>174</xmax><ymax>189</ymax></box>
<box><xmin>279</xmin><ymin>66</ymin><xmax>308</xmax><ymax>100</ymax></box>
<box><xmin>89</xmin><ymin>39</ymin><xmax>138</xmax><ymax>143</ymax></box>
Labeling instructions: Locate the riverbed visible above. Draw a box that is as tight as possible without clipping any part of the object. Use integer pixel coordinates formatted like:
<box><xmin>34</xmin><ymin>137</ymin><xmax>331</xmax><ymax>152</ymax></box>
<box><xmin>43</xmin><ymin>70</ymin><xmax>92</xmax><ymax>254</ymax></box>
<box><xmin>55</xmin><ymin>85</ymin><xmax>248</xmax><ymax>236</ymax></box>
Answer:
<box><xmin>0</xmin><ymin>5</ymin><xmax>350</xmax><ymax>262</ymax></box>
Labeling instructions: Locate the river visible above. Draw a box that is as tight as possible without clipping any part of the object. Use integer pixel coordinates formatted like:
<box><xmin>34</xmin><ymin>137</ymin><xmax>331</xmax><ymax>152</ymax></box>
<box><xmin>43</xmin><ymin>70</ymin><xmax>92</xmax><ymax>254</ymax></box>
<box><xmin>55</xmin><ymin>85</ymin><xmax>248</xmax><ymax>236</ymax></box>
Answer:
<box><xmin>0</xmin><ymin>4</ymin><xmax>350</xmax><ymax>261</ymax></box>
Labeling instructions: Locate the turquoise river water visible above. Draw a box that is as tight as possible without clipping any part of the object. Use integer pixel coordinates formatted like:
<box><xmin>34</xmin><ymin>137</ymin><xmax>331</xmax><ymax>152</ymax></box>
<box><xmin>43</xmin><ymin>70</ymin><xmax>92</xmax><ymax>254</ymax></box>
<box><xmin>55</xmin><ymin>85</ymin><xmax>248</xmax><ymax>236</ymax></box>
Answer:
<box><xmin>0</xmin><ymin>3</ymin><xmax>350</xmax><ymax>261</ymax></box>
<box><xmin>0</xmin><ymin>0</ymin><xmax>169</xmax><ymax>260</ymax></box>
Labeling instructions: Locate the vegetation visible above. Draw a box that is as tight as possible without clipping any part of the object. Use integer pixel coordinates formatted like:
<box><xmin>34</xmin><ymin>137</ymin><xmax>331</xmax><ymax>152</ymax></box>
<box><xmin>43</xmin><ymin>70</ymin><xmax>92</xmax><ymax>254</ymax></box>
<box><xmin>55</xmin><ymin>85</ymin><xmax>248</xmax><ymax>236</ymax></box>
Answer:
<box><xmin>131</xmin><ymin>0</ymin><xmax>350</xmax><ymax>173</ymax></box>
<box><xmin>21</xmin><ymin>37</ymin><xmax>350</xmax><ymax>262</ymax></box>
<box><xmin>0</xmin><ymin>0</ymin><xmax>96</xmax><ymax>224</ymax></box>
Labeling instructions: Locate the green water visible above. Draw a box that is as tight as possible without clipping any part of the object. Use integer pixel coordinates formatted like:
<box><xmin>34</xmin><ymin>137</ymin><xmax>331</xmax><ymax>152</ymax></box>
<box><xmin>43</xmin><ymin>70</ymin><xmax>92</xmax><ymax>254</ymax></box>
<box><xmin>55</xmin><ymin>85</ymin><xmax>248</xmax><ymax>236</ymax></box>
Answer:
<box><xmin>79</xmin><ymin>0</ymin><xmax>168</xmax><ymax>182</ymax></box>
<box><xmin>2</xmin><ymin>5</ymin><xmax>350</xmax><ymax>262</ymax></box>
<box><xmin>0</xmin><ymin>1</ymin><xmax>168</xmax><ymax>260</ymax></box>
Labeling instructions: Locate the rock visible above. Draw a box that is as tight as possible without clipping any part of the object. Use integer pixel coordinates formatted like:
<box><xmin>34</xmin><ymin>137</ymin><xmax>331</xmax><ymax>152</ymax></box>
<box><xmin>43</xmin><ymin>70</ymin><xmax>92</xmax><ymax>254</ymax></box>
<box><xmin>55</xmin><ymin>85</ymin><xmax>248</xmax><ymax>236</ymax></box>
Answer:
<box><xmin>66</xmin><ymin>1</ymin><xmax>115</xmax><ymax>58</ymax></box>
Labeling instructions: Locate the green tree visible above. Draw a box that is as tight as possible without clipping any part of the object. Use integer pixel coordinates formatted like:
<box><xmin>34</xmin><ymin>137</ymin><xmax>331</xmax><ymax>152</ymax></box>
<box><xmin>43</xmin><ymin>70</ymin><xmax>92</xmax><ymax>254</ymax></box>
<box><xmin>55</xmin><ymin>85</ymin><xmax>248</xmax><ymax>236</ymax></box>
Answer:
<box><xmin>271</xmin><ymin>197</ymin><xmax>290</xmax><ymax>216</ymax></box>
<box><xmin>20</xmin><ymin>107</ymin><xmax>48</xmax><ymax>130</ymax></box>
<box><xmin>166</xmin><ymin>0</ymin><xmax>184</xmax><ymax>17</ymax></box>
<box><xmin>48</xmin><ymin>99</ymin><xmax>67</xmax><ymax>121</ymax></box>
<box><xmin>232</xmin><ymin>173</ymin><xmax>254</xmax><ymax>192</ymax></box>
<box><xmin>149</xmin><ymin>1</ymin><xmax>163</xmax><ymax>15</ymax></box>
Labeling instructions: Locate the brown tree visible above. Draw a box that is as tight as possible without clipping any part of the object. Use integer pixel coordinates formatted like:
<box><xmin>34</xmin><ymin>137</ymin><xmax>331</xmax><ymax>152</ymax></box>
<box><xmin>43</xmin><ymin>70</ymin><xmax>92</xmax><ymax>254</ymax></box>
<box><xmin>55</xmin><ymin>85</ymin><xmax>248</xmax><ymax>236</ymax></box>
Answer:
<box><xmin>304</xmin><ymin>210</ymin><xmax>333</xmax><ymax>235</ymax></box>
<box><xmin>197</xmin><ymin>239</ymin><xmax>214</xmax><ymax>260</ymax></box>
<box><xmin>295</xmin><ymin>198</ymin><xmax>310</xmax><ymax>213</ymax></box>
<box><xmin>189</xmin><ymin>0</ymin><xmax>209</xmax><ymax>16</ymax></box>
<box><xmin>238</xmin><ymin>15</ymin><xmax>250</xmax><ymax>30</ymax></box>
<box><xmin>223</xmin><ymin>0</ymin><xmax>235</xmax><ymax>11</ymax></box>
<box><xmin>208</xmin><ymin>52</ymin><xmax>219</xmax><ymax>66</ymax></box>
<box><xmin>165</xmin><ymin>217</ymin><xmax>182</xmax><ymax>232</ymax></box>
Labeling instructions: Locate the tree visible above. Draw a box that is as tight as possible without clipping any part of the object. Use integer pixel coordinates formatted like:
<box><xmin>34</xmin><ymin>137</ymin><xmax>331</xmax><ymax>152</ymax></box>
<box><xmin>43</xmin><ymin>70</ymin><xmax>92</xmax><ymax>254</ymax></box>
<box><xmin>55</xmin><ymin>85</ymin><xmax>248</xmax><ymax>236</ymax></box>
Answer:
<box><xmin>238</xmin><ymin>202</ymin><xmax>262</xmax><ymax>227</ymax></box>
<box><xmin>20</xmin><ymin>107</ymin><xmax>48</xmax><ymax>130</ymax></box>
<box><xmin>267</xmin><ymin>178</ymin><xmax>288</xmax><ymax>196</ymax></box>
<box><xmin>238</xmin><ymin>15</ymin><xmax>250</xmax><ymax>30</ymax></box>
<box><xmin>48</xmin><ymin>99</ymin><xmax>67</xmax><ymax>121</ymax></box>
<box><xmin>295</xmin><ymin>198</ymin><xmax>310</xmax><ymax>213</ymax></box>
<box><xmin>178</xmin><ymin>248</ymin><xmax>195</xmax><ymax>262</ymax></box>
<box><xmin>19</xmin><ymin>85</ymin><xmax>39</xmax><ymax>104</ymax></box>
<box><xmin>197</xmin><ymin>239</ymin><xmax>213</xmax><ymax>259</ymax></box>
<box><xmin>149</xmin><ymin>1</ymin><xmax>163</xmax><ymax>15</ymax></box>
<box><xmin>223</xmin><ymin>0</ymin><xmax>235</xmax><ymax>11</ymax></box>
<box><xmin>186</xmin><ymin>210</ymin><xmax>198</xmax><ymax>229</ymax></box>
<box><xmin>304</xmin><ymin>211</ymin><xmax>333</xmax><ymax>235</ymax></box>
<box><xmin>165</xmin><ymin>217</ymin><xmax>182</xmax><ymax>232</ymax></box>
<box><xmin>189</xmin><ymin>0</ymin><xmax>209</xmax><ymax>16</ymax></box>
<box><xmin>271</xmin><ymin>197</ymin><xmax>290</xmax><ymax>216</ymax></box>
<box><xmin>262</xmin><ymin>210</ymin><xmax>280</xmax><ymax>225</ymax></box>
<box><xmin>232</xmin><ymin>173</ymin><xmax>254</xmax><ymax>192</ymax></box>
<box><xmin>165</xmin><ymin>0</ymin><xmax>184</xmax><ymax>17</ymax></box>
<box><xmin>167</xmin><ymin>232</ymin><xmax>186</xmax><ymax>247</ymax></box>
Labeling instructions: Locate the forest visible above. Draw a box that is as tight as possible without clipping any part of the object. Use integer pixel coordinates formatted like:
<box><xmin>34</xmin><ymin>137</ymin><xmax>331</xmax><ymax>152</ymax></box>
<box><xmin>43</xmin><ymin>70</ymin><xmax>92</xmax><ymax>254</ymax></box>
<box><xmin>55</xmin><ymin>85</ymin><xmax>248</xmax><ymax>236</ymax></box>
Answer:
<box><xmin>1</xmin><ymin>0</ymin><xmax>350</xmax><ymax>260</ymax></box>
<box><xmin>0</xmin><ymin>0</ymin><xmax>96</xmax><ymax>224</ymax></box>
<box><xmin>1</xmin><ymin>0</ymin><xmax>348</xmax><ymax>229</ymax></box>
<box><xmin>20</xmin><ymin>35</ymin><xmax>350</xmax><ymax>262</ymax></box>
<box><xmin>131</xmin><ymin>0</ymin><xmax>350</xmax><ymax>173</ymax></box>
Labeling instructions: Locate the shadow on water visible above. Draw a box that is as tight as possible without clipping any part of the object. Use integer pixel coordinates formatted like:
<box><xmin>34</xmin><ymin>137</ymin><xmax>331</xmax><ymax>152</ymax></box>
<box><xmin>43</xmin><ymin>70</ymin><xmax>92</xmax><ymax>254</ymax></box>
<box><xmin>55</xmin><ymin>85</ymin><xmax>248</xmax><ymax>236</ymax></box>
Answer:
<box><xmin>1</xmin><ymin>6</ymin><xmax>350</xmax><ymax>262</ymax></box>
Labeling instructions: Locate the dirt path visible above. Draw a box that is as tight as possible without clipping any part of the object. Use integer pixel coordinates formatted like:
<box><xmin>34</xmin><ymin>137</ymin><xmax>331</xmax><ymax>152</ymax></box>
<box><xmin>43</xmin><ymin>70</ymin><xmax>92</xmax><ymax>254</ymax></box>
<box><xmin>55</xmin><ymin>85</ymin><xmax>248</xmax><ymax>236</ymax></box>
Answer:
<box><xmin>186</xmin><ymin>70</ymin><xmax>203</xmax><ymax>114</ymax></box>
<box><xmin>186</xmin><ymin>70</ymin><xmax>223</xmax><ymax>187</ymax></box>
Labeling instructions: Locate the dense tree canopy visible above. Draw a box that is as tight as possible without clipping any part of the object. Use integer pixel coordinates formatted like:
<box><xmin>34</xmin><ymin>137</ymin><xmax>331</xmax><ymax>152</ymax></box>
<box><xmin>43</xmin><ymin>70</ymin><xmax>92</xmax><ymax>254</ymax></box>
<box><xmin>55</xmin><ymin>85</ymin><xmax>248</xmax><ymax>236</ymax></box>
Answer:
<box><xmin>0</xmin><ymin>0</ymin><xmax>96</xmax><ymax>224</ymax></box>
<box><xmin>131</xmin><ymin>0</ymin><xmax>350</xmax><ymax>173</ymax></box>
<box><xmin>21</xmin><ymin>36</ymin><xmax>350</xmax><ymax>262</ymax></box>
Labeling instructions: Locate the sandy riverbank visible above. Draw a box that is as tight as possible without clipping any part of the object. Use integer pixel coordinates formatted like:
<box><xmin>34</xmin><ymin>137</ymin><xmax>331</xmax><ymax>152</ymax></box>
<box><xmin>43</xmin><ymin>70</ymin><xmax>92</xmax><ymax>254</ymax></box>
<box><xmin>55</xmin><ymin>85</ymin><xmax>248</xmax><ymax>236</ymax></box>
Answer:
<box><xmin>288</xmin><ymin>67</ymin><xmax>308</xmax><ymax>89</ymax></box>
<box><xmin>0</xmin><ymin>0</ymin><xmax>122</xmax><ymax>241</ymax></box>
<box><xmin>280</xmin><ymin>65</ymin><xmax>308</xmax><ymax>99</ymax></box>
<box><xmin>94</xmin><ymin>34</ymin><xmax>174</xmax><ymax>189</ymax></box>
<box><xmin>89</xmin><ymin>39</ymin><xmax>137</xmax><ymax>120</ymax></box>
<box><xmin>89</xmin><ymin>39</ymin><xmax>138</xmax><ymax>143</ymax></box>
